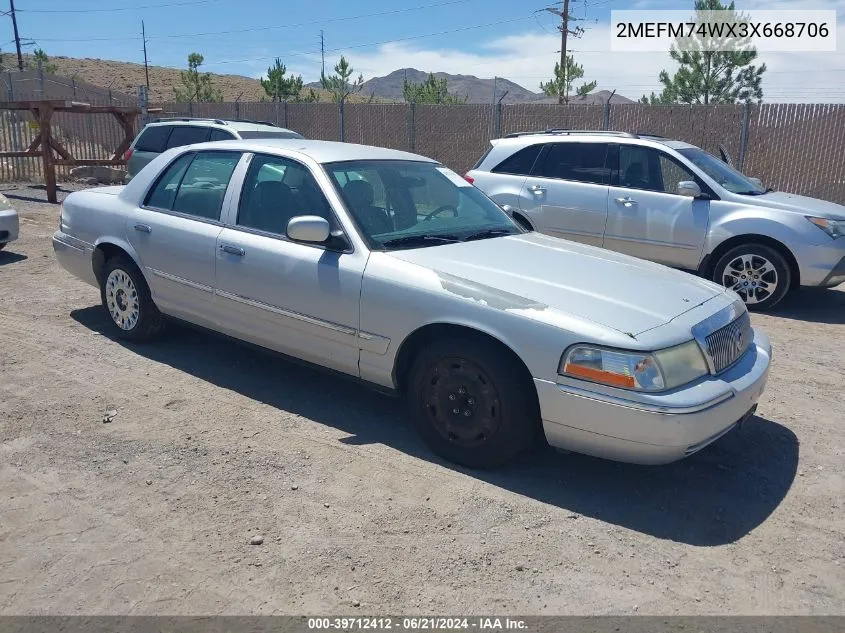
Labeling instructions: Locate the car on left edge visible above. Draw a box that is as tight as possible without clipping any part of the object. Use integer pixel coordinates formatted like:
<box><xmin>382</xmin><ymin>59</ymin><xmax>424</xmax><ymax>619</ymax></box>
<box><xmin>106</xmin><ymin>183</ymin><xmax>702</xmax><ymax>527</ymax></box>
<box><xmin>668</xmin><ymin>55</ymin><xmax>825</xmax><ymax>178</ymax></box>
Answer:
<box><xmin>52</xmin><ymin>138</ymin><xmax>772</xmax><ymax>469</ymax></box>
<box><xmin>0</xmin><ymin>193</ymin><xmax>19</xmax><ymax>251</ymax></box>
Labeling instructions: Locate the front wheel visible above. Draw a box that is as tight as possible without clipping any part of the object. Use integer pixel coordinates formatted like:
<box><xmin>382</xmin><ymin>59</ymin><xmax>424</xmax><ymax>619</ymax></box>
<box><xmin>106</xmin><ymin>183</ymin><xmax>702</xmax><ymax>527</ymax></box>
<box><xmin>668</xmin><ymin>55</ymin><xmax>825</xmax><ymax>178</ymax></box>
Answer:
<box><xmin>99</xmin><ymin>255</ymin><xmax>166</xmax><ymax>341</ymax></box>
<box><xmin>407</xmin><ymin>337</ymin><xmax>538</xmax><ymax>468</ymax></box>
<box><xmin>712</xmin><ymin>243</ymin><xmax>791</xmax><ymax>311</ymax></box>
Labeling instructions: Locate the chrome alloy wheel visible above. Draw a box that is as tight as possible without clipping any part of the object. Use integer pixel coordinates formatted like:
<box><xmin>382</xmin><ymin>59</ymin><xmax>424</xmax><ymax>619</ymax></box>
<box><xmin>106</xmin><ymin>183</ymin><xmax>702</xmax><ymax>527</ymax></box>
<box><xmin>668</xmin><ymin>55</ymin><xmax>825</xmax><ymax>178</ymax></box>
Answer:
<box><xmin>720</xmin><ymin>253</ymin><xmax>778</xmax><ymax>306</ymax></box>
<box><xmin>105</xmin><ymin>268</ymin><xmax>140</xmax><ymax>331</ymax></box>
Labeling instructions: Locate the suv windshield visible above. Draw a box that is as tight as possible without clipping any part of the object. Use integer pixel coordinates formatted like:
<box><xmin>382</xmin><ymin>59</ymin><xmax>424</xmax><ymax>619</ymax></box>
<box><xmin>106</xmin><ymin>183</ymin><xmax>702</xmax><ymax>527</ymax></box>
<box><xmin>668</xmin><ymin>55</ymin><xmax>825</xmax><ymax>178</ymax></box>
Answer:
<box><xmin>677</xmin><ymin>147</ymin><xmax>767</xmax><ymax>195</ymax></box>
<box><xmin>326</xmin><ymin>160</ymin><xmax>522</xmax><ymax>250</ymax></box>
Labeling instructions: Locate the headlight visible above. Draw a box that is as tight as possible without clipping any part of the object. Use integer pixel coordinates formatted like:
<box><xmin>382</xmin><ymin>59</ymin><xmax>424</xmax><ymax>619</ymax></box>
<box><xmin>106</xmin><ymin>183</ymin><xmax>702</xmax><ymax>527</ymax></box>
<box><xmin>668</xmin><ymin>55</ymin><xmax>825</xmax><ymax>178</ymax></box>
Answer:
<box><xmin>807</xmin><ymin>216</ymin><xmax>845</xmax><ymax>239</ymax></box>
<box><xmin>0</xmin><ymin>194</ymin><xmax>10</xmax><ymax>211</ymax></box>
<box><xmin>560</xmin><ymin>340</ymin><xmax>709</xmax><ymax>392</ymax></box>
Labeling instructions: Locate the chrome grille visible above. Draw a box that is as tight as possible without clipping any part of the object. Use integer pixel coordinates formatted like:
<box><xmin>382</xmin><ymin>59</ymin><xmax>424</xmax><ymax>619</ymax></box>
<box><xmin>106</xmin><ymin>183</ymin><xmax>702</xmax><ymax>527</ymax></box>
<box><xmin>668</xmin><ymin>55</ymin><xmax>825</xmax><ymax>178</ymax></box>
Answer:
<box><xmin>705</xmin><ymin>311</ymin><xmax>752</xmax><ymax>373</ymax></box>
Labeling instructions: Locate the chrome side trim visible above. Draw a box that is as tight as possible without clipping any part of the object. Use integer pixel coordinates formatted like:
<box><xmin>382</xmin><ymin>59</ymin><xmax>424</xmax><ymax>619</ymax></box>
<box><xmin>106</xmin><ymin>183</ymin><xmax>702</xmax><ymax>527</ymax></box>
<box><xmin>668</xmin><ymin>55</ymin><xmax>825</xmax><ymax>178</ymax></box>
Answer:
<box><xmin>553</xmin><ymin>380</ymin><xmax>734</xmax><ymax>415</ymax></box>
<box><xmin>358</xmin><ymin>331</ymin><xmax>391</xmax><ymax>355</ymax></box>
<box><xmin>148</xmin><ymin>268</ymin><xmax>214</xmax><ymax>293</ymax></box>
<box><xmin>215</xmin><ymin>289</ymin><xmax>357</xmax><ymax>337</ymax></box>
<box><xmin>53</xmin><ymin>234</ymin><xmax>87</xmax><ymax>254</ymax></box>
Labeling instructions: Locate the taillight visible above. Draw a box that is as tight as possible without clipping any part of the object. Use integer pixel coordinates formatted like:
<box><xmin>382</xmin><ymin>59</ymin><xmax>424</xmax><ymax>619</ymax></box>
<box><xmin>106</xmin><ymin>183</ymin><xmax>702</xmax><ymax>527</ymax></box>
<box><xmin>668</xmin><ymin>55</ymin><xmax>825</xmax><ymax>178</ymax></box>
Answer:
<box><xmin>463</xmin><ymin>174</ymin><xmax>474</xmax><ymax>184</ymax></box>
<box><xmin>123</xmin><ymin>148</ymin><xmax>133</xmax><ymax>161</ymax></box>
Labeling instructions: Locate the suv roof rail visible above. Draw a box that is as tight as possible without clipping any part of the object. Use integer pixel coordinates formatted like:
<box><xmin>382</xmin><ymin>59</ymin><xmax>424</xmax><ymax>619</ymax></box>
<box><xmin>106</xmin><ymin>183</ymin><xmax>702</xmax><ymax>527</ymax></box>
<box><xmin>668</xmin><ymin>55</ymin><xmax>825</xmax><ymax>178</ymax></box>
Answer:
<box><xmin>154</xmin><ymin>117</ymin><xmax>227</xmax><ymax>125</ymax></box>
<box><xmin>503</xmin><ymin>129</ymin><xmax>639</xmax><ymax>139</ymax></box>
<box><xmin>226</xmin><ymin>118</ymin><xmax>279</xmax><ymax>127</ymax></box>
<box><xmin>634</xmin><ymin>131</ymin><xmax>667</xmax><ymax>138</ymax></box>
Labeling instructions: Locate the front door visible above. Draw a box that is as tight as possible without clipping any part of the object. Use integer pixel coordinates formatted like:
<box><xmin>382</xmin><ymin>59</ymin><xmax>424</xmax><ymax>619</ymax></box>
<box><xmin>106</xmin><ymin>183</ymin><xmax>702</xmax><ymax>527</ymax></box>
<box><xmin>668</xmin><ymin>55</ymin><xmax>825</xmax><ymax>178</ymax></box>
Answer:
<box><xmin>126</xmin><ymin>149</ymin><xmax>242</xmax><ymax>325</ymax></box>
<box><xmin>604</xmin><ymin>145</ymin><xmax>709</xmax><ymax>270</ymax></box>
<box><xmin>518</xmin><ymin>142</ymin><xmax>610</xmax><ymax>247</ymax></box>
<box><xmin>213</xmin><ymin>153</ymin><xmax>366</xmax><ymax>378</ymax></box>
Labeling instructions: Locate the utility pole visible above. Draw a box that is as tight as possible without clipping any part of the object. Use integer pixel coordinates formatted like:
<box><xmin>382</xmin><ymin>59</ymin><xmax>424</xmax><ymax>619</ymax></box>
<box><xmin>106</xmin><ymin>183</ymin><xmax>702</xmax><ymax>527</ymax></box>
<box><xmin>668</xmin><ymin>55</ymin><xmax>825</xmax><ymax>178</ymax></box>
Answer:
<box><xmin>320</xmin><ymin>30</ymin><xmax>325</xmax><ymax>77</ymax></box>
<box><xmin>546</xmin><ymin>0</ymin><xmax>584</xmax><ymax>104</ymax></box>
<box><xmin>9</xmin><ymin>0</ymin><xmax>24</xmax><ymax>71</ymax></box>
<box><xmin>141</xmin><ymin>20</ymin><xmax>150</xmax><ymax>92</ymax></box>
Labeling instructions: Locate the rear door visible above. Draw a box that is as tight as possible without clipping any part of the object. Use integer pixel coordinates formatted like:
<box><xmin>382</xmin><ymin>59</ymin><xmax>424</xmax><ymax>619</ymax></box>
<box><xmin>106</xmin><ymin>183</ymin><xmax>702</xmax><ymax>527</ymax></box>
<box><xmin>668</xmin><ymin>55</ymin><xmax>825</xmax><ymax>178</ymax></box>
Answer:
<box><xmin>469</xmin><ymin>144</ymin><xmax>543</xmax><ymax>213</ymax></box>
<box><xmin>604</xmin><ymin>144</ymin><xmax>709</xmax><ymax>269</ymax></box>
<box><xmin>518</xmin><ymin>142</ymin><xmax>610</xmax><ymax>247</ymax></box>
<box><xmin>126</xmin><ymin>149</ymin><xmax>242</xmax><ymax>326</ymax></box>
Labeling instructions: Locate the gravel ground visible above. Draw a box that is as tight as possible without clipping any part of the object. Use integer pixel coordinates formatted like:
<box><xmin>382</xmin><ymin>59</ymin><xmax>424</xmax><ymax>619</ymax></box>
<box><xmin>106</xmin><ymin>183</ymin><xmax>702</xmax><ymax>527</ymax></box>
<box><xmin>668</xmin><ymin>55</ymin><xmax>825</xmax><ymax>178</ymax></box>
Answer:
<box><xmin>1</xmin><ymin>183</ymin><xmax>843</xmax><ymax>615</ymax></box>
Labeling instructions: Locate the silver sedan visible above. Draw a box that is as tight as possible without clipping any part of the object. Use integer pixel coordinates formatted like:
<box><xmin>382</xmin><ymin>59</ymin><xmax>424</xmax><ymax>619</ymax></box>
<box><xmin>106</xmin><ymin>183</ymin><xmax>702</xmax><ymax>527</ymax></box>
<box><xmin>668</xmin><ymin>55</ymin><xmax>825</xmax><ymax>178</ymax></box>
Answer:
<box><xmin>52</xmin><ymin>139</ymin><xmax>771</xmax><ymax>468</ymax></box>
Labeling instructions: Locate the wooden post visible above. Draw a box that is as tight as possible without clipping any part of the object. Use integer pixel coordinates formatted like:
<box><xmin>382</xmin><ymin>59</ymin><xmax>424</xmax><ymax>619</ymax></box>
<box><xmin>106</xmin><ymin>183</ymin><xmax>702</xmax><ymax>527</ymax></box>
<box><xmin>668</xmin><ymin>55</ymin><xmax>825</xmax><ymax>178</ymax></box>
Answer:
<box><xmin>38</xmin><ymin>104</ymin><xmax>57</xmax><ymax>203</ymax></box>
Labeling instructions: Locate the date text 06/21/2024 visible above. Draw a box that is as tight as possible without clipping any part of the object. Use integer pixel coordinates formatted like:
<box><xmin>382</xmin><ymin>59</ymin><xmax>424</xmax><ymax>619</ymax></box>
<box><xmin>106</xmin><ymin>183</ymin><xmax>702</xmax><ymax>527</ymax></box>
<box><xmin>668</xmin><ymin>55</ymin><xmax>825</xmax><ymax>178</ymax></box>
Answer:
<box><xmin>307</xmin><ymin>617</ymin><xmax>528</xmax><ymax>630</ymax></box>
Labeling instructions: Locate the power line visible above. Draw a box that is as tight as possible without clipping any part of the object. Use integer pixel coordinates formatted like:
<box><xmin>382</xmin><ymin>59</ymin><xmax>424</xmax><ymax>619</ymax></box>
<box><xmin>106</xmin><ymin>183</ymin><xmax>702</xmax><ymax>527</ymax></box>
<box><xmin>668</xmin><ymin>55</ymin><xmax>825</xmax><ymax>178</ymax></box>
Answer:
<box><xmin>30</xmin><ymin>0</ymin><xmax>475</xmax><ymax>42</ymax></box>
<box><xmin>203</xmin><ymin>15</ymin><xmax>535</xmax><ymax>67</ymax></box>
<box><xmin>17</xmin><ymin>0</ymin><xmax>220</xmax><ymax>13</ymax></box>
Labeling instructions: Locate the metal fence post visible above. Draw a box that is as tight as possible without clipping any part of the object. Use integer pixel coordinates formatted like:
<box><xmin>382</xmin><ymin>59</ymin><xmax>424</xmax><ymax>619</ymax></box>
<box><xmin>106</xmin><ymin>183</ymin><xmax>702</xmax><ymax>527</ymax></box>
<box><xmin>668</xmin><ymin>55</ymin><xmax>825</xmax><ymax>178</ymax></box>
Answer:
<box><xmin>38</xmin><ymin>62</ymin><xmax>44</xmax><ymax>94</ymax></box>
<box><xmin>137</xmin><ymin>85</ymin><xmax>149</xmax><ymax>126</ymax></box>
<box><xmin>6</xmin><ymin>72</ymin><xmax>13</xmax><ymax>100</ymax></box>
<box><xmin>408</xmin><ymin>102</ymin><xmax>415</xmax><ymax>152</ymax></box>
<box><xmin>602</xmin><ymin>101</ymin><xmax>611</xmax><ymax>130</ymax></box>
<box><xmin>495</xmin><ymin>101</ymin><xmax>502</xmax><ymax>139</ymax></box>
<box><xmin>339</xmin><ymin>99</ymin><xmax>345</xmax><ymax>142</ymax></box>
<box><xmin>738</xmin><ymin>101</ymin><xmax>751</xmax><ymax>173</ymax></box>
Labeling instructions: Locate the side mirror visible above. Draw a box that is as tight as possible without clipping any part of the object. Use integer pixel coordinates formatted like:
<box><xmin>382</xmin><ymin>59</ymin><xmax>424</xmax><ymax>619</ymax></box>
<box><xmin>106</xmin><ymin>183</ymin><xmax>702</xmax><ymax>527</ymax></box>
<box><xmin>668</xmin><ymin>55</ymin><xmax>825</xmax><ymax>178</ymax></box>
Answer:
<box><xmin>748</xmin><ymin>177</ymin><xmax>763</xmax><ymax>189</ymax></box>
<box><xmin>287</xmin><ymin>215</ymin><xmax>331</xmax><ymax>243</ymax></box>
<box><xmin>678</xmin><ymin>181</ymin><xmax>702</xmax><ymax>198</ymax></box>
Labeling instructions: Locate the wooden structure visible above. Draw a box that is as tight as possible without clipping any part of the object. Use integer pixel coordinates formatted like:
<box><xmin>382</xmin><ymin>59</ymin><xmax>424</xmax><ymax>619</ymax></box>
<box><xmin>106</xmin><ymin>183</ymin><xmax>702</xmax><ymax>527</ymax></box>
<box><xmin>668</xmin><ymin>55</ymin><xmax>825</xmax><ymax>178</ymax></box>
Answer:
<box><xmin>0</xmin><ymin>100</ymin><xmax>140</xmax><ymax>203</ymax></box>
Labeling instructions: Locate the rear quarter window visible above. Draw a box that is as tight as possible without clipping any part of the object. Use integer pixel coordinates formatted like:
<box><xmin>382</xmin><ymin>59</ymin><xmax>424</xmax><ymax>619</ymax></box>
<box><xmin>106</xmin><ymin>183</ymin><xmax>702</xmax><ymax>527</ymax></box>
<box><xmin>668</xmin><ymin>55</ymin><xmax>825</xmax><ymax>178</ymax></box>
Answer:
<box><xmin>492</xmin><ymin>144</ymin><xmax>543</xmax><ymax>176</ymax></box>
<box><xmin>134</xmin><ymin>126</ymin><xmax>171</xmax><ymax>152</ymax></box>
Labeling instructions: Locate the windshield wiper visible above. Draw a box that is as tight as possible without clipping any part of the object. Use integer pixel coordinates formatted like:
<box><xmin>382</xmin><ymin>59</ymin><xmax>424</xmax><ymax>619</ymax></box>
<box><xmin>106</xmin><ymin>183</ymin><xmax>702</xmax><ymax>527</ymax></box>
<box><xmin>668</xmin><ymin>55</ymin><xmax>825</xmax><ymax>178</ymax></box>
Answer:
<box><xmin>380</xmin><ymin>234</ymin><xmax>462</xmax><ymax>249</ymax></box>
<box><xmin>462</xmin><ymin>228</ymin><xmax>517</xmax><ymax>242</ymax></box>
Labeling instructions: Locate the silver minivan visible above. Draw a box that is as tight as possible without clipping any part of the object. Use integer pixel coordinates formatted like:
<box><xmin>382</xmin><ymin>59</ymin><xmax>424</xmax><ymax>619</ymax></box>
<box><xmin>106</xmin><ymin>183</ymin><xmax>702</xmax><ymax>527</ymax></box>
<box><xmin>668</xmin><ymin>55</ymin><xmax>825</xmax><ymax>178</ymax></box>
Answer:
<box><xmin>467</xmin><ymin>130</ymin><xmax>845</xmax><ymax>310</ymax></box>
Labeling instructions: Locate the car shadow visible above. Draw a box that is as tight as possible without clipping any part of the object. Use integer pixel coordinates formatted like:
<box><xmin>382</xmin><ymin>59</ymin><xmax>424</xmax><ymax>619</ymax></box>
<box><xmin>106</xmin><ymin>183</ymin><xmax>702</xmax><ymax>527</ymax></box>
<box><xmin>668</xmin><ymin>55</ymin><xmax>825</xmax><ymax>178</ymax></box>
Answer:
<box><xmin>773</xmin><ymin>286</ymin><xmax>845</xmax><ymax>324</ymax></box>
<box><xmin>0</xmin><ymin>250</ymin><xmax>27</xmax><ymax>265</ymax></box>
<box><xmin>71</xmin><ymin>305</ymin><xmax>798</xmax><ymax>547</ymax></box>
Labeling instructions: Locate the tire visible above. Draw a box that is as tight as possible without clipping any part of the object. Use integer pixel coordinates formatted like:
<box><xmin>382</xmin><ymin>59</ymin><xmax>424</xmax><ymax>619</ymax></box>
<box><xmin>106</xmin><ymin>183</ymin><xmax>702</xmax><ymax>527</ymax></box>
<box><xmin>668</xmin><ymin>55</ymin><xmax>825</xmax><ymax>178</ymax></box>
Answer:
<box><xmin>407</xmin><ymin>336</ymin><xmax>539</xmax><ymax>468</ymax></box>
<box><xmin>711</xmin><ymin>243</ymin><xmax>791</xmax><ymax>311</ymax></box>
<box><xmin>99</xmin><ymin>255</ymin><xmax>166</xmax><ymax>341</ymax></box>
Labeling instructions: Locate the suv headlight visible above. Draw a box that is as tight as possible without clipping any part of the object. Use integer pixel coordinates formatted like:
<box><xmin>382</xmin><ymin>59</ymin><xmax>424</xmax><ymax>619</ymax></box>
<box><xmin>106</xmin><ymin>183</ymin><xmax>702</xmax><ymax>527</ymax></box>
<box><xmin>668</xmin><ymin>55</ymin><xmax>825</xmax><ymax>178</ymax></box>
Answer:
<box><xmin>560</xmin><ymin>340</ymin><xmax>709</xmax><ymax>392</ymax></box>
<box><xmin>807</xmin><ymin>216</ymin><xmax>845</xmax><ymax>239</ymax></box>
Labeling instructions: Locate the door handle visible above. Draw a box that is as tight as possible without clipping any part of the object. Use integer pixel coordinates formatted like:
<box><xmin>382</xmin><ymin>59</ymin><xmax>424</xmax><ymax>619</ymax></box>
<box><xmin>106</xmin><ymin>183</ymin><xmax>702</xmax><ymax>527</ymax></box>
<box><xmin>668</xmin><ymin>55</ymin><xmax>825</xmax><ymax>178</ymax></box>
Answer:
<box><xmin>530</xmin><ymin>185</ymin><xmax>546</xmax><ymax>195</ymax></box>
<box><xmin>615</xmin><ymin>197</ymin><xmax>638</xmax><ymax>206</ymax></box>
<box><xmin>133</xmin><ymin>223</ymin><xmax>152</xmax><ymax>233</ymax></box>
<box><xmin>220</xmin><ymin>244</ymin><xmax>245</xmax><ymax>257</ymax></box>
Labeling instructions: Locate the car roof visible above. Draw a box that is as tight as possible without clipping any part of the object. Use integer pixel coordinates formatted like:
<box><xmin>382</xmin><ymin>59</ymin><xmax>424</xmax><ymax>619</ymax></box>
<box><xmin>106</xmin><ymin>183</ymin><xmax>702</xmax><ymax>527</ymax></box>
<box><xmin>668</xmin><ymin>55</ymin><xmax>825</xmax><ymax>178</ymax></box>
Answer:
<box><xmin>493</xmin><ymin>131</ymin><xmax>700</xmax><ymax>151</ymax></box>
<box><xmin>185</xmin><ymin>138</ymin><xmax>439</xmax><ymax>164</ymax></box>
<box><xmin>144</xmin><ymin>118</ymin><xmax>293</xmax><ymax>133</ymax></box>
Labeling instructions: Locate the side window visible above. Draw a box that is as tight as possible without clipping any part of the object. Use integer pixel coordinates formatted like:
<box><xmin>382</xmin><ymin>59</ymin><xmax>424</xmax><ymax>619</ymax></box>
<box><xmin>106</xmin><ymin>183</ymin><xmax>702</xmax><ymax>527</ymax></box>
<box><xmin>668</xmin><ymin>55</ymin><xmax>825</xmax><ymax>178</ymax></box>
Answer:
<box><xmin>658</xmin><ymin>154</ymin><xmax>696</xmax><ymax>195</ymax></box>
<box><xmin>172</xmin><ymin>151</ymin><xmax>241</xmax><ymax>220</ymax></box>
<box><xmin>537</xmin><ymin>143</ymin><xmax>609</xmax><ymax>185</ymax></box>
<box><xmin>237</xmin><ymin>154</ymin><xmax>333</xmax><ymax>236</ymax></box>
<box><xmin>165</xmin><ymin>126</ymin><xmax>211</xmax><ymax>149</ymax></box>
<box><xmin>619</xmin><ymin>146</ymin><xmax>696</xmax><ymax>194</ymax></box>
<box><xmin>619</xmin><ymin>146</ymin><xmax>659</xmax><ymax>191</ymax></box>
<box><xmin>134</xmin><ymin>126</ymin><xmax>171</xmax><ymax>152</ymax></box>
<box><xmin>145</xmin><ymin>153</ymin><xmax>194</xmax><ymax>210</ymax></box>
<box><xmin>492</xmin><ymin>144</ymin><xmax>542</xmax><ymax>176</ymax></box>
<box><xmin>210</xmin><ymin>128</ymin><xmax>236</xmax><ymax>142</ymax></box>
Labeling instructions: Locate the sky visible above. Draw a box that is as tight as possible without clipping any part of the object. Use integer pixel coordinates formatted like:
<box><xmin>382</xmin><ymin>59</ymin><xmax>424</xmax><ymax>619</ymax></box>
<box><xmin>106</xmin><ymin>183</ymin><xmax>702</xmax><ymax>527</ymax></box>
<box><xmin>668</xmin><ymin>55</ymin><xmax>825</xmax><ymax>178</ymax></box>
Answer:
<box><xmin>3</xmin><ymin>0</ymin><xmax>845</xmax><ymax>102</ymax></box>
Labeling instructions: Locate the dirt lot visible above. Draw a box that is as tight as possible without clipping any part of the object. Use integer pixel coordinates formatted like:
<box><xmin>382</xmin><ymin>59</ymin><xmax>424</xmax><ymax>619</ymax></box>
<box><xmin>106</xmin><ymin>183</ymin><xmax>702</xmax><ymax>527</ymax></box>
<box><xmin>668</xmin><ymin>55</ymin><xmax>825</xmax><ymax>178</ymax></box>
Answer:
<box><xmin>1</xmin><ymin>184</ymin><xmax>843</xmax><ymax>616</ymax></box>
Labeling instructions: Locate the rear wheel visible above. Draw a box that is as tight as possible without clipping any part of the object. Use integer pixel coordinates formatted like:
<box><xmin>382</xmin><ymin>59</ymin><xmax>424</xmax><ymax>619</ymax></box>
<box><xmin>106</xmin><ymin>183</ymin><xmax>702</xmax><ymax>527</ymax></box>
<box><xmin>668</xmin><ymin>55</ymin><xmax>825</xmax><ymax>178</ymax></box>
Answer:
<box><xmin>407</xmin><ymin>337</ymin><xmax>538</xmax><ymax>468</ymax></box>
<box><xmin>99</xmin><ymin>255</ymin><xmax>166</xmax><ymax>341</ymax></box>
<box><xmin>712</xmin><ymin>243</ymin><xmax>791</xmax><ymax>311</ymax></box>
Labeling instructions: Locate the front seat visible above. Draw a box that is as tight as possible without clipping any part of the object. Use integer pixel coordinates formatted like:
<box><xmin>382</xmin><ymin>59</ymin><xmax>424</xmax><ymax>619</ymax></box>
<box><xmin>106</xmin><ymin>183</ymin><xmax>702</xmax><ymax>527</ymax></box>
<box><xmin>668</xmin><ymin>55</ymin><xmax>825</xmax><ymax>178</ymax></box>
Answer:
<box><xmin>241</xmin><ymin>180</ymin><xmax>297</xmax><ymax>234</ymax></box>
<box><xmin>622</xmin><ymin>162</ymin><xmax>650</xmax><ymax>190</ymax></box>
<box><xmin>343</xmin><ymin>180</ymin><xmax>392</xmax><ymax>235</ymax></box>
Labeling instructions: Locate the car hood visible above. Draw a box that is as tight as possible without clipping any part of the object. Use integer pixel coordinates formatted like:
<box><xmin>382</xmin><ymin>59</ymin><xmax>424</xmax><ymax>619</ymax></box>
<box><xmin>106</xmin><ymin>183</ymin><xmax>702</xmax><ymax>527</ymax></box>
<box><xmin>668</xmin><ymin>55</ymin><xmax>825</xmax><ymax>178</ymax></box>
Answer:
<box><xmin>386</xmin><ymin>232</ymin><xmax>726</xmax><ymax>337</ymax></box>
<box><xmin>743</xmin><ymin>191</ymin><xmax>845</xmax><ymax>219</ymax></box>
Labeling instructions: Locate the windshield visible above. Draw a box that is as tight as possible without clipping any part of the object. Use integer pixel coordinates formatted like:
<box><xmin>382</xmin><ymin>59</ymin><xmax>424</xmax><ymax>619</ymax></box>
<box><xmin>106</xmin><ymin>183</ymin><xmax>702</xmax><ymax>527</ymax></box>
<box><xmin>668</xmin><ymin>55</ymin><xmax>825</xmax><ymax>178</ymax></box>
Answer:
<box><xmin>678</xmin><ymin>147</ymin><xmax>766</xmax><ymax>195</ymax></box>
<box><xmin>325</xmin><ymin>160</ymin><xmax>522</xmax><ymax>250</ymax></box>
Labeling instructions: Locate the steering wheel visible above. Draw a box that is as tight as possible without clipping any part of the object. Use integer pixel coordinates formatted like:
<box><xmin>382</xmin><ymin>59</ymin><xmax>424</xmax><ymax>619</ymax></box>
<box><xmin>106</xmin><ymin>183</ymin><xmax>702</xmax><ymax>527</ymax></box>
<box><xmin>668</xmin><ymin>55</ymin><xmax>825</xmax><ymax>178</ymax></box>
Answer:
<box><xmin>422</xmin><ymin>205</ymin><xmax>458</xmax><ymax>222</ymax></box>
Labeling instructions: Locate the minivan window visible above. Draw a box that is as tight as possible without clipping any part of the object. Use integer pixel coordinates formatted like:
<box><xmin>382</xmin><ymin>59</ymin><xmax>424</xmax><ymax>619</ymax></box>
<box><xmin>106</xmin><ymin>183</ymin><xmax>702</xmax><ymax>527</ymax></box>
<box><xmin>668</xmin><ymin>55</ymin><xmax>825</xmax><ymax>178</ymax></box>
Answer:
<box><xmin>134</xmin><ymin>125</ymin><xmax>171</xmax><ymax>152</ymax></box>
<box><xmin>165</xmin><ymin>126</ymin><xmax>211</xmax><ymax>149</ymax></box>
<box><xmin>536</xmin><ymin>143</ymin><xmax>610</xmax><ymax>185</ymax></box>
<box><xmin>492</xmin><ymin>144</ymin><xmax>542</xmax><ymax>176</ymax></box>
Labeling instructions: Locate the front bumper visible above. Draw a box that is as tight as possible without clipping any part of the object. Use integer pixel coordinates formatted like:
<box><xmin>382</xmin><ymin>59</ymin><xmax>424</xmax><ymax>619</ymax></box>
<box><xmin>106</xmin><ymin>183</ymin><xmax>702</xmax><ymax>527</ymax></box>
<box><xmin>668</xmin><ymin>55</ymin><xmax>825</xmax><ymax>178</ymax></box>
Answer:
<box><xmin>536</xmin><ymin>330</ymin><xmax>772</xmax><ymax>465</ymax></box>
<box><xmin>798</xmin><ymin>238</ymin><xmax>845</xmax><ymax>287</ymax></box>
<box><xmin>0</xmin><ymin>208</ymin><xmax>19</xmax><ymax>244</ymax></box>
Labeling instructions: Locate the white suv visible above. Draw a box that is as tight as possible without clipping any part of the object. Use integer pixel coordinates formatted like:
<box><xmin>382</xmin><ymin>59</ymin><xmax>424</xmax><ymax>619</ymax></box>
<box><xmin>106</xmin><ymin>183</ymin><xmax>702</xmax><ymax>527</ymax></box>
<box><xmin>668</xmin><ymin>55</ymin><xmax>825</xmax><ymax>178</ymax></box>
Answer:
<box><xmin>466</xmin><ymin>130</ymin><xmax>845</xmax><ymax>311</ymax></box>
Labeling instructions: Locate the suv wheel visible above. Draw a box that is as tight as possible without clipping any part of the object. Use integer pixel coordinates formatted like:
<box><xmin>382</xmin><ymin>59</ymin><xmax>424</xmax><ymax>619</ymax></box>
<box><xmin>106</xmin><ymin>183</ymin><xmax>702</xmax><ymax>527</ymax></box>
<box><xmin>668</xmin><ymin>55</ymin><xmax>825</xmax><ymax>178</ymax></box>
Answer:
<box><xmin>407</xmin><ymin>337</ymin><xmax>538</xmax><ymax>468</ymax></box>
<box><xmin>711</xmin><ymin>243</ymin><xmax>791</xmax><ymax>311</ymax></box>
